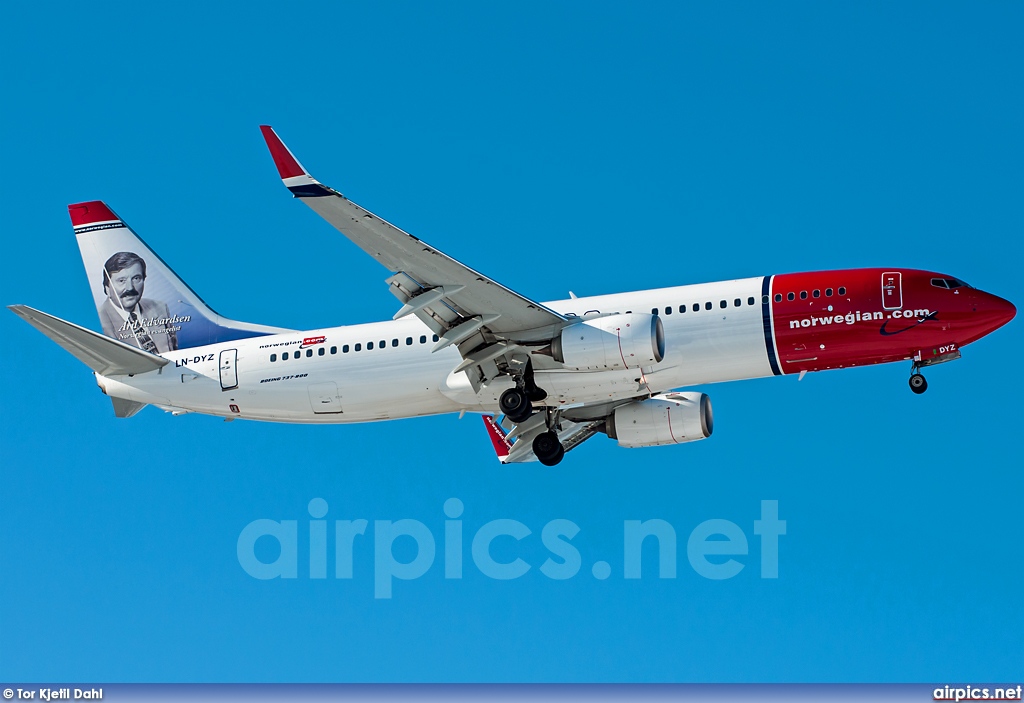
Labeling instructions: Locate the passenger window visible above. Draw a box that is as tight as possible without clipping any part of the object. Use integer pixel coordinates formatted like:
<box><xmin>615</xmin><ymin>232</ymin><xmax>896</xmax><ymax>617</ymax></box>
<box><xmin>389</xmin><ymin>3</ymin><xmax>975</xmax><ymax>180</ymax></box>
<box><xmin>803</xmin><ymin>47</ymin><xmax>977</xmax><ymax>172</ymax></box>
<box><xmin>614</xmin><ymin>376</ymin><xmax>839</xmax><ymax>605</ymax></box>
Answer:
<box><xmin>392</xmin><ymin>339</ymin><xmax>399</xmax><ymax>347</ymax></box>
<box><xmin>734</xmin><ymin>298</ymin><xmax>741</xmax><ymax>307</ymax></box>
<box><xmin>774</xmin><ymin>294</ymin><xmax>782</xmax><ymax>303</ymax></box>
<box><xmin>342</xmin><ymin>345</ymin><xmax>349</xmax><ymax>353</ymax></box>
<box><xmin>813</xmin><ymin>290</ymin><xmax>820</xmax><ymax>298</ymax></box>
<box><xmin>306</xmin><ymin>349</ymin><xmax>313</xmax><ymax>358</ymax></box>
<box><xmin>652</xmin><ymin>307</ymin><xmax>658</xmax><ymax>315</ymax></box>
<box><xmin>420</xmin><ymin>335</ymin><xmax>427</xmax><ymax>344</ymax></box>
<box><xmin>282</xmin><ymin>352</ymin><xmax>289</xmax><ymax>360</ymax></box>
<box><xmin>826</xmin><ymin>288</ymin><xmax>833</xmax><ymax>297</ymax></box>
<box><xmin>368</xmin><ymin>341</ymin><xmax>374</xmax><ymax>350</ymax></box>
<box><xmin>748</xmin><ymin>297</ymin><xmax>755</xmax><ymax>306</ymax></box>
<box><xmin>761</xmin><ymin>295</ymin><xmax>768</xmax><ymax>304</ymax></box>
<box><xmin>800</xmin><ymin>291</ymin><xmax>807</xmax><ymax>300</ymax></box>
<box><xmin>664</xmin><ymin>306</ymin><xmax>672</xmax><ymax>315</ymax></box>
<box><xmin>705</xmin><ymin>301</ymin><xmax>712</xmax><ymax>310</ymax></box>
<box><xmin>692</xmin><ymin>303</ymin><xmax>699</xmax><ymax>312</ymax></box>
<box><xmin>787</xmin><ymin>292</ymin><xmax>795</xmax><ymax>301</ymax></box>
<box><xmin>406</xmin><ymin>337</ymin><xmax>413</xmax><ymax>345</ymax></box>
<box><xmin>355</xmin><ymin>343</ymin><xmax>361</xmax><ymax>352</ymax></box>
<box><xmin>270</xmin><ymin>354</ymin><xmax>277</xmax><ymax>362</ymax></box>
<box><xmin>294</xmin><ymin>353</ymin><xmax>300</xmax><ymax>361</ymax></box>
<box><xmin>318</xmin><ymin>347</ymin><xmax>325</xmax><ymax>356</ymax></box>
<box><xmin>679</xmin><ymin>305</ymin><xmax>686</xmax><ymax>313</ymax></box>
<box><xmin>720</xmin><ymin>300</ymin><xmax>727</xmax><ymax>309</ymax></box>
<box><xmin>331</xmin><ymin>346</ymin><xmax>338</xmax><ymax>354</ymax></box>
<box><xmin>432</xmin><ymin>334</ymin><xmax>439</xmax><ymax>342</ymax></box>
<box><xmin>838</xmin><ymin>287</ymin><xmax>847</xmax><ymax>295</ymax></box>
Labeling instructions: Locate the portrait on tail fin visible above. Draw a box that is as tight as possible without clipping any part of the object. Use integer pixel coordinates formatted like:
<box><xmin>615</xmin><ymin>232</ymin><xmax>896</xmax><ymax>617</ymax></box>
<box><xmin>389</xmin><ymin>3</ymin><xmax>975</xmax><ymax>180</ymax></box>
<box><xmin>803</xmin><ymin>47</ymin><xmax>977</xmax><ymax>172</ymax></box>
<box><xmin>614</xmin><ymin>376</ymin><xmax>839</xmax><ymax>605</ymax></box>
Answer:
<box><xmin>99</xmin><ymin>251</ymin><xmax>179</xmax><ymax>352</ymax></box>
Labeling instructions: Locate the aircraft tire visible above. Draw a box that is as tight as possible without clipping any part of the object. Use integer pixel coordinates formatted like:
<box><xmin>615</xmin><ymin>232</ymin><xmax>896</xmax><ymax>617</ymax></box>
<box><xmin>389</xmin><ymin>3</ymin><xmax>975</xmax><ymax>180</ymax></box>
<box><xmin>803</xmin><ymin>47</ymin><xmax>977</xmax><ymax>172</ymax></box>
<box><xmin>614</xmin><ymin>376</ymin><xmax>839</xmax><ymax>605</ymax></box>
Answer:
<box><xmin>533</xmin><ymin>431</ymin><xmax>564</xmax><ymax>466</ymax></box>
<box><xmin>500</xmin><ymin>388</ymin><xmax>532</xmax><ymax>423</ymax></box>
<box><xmin>909</xmin><ymin>373</ymin><xmax>928</xmax><ymax>394</ymax></box>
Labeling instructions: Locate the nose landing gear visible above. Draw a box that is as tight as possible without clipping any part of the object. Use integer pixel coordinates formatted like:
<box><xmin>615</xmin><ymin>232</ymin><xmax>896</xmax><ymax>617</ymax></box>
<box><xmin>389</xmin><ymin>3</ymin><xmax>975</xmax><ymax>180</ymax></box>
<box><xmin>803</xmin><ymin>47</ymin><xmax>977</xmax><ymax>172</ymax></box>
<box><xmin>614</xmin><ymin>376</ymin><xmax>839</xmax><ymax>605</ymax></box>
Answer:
<box><xmin>909</xmin><ymin>372</ymin><xmax>928</xmax><ymax>394</ymax></box>
<box><xmin>909</xmin><ymin>360</ymin><xmax>928</xmax><ymax>394</ymax></box>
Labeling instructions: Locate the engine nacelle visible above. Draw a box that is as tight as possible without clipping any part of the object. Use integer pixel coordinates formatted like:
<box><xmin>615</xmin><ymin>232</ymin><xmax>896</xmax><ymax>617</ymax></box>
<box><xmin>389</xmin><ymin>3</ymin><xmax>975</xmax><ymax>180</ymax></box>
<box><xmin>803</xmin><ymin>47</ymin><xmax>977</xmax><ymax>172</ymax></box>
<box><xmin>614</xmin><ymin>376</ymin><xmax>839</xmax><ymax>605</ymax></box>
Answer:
<box><xmin>551</xmin><ymin>313</ymin><xmax>665</xmax><ymax>371</ymax></box>
<box><xmin>606</xmin><ymin>392</ymin><xmax>713</xmax><ymax>448</ymax></box>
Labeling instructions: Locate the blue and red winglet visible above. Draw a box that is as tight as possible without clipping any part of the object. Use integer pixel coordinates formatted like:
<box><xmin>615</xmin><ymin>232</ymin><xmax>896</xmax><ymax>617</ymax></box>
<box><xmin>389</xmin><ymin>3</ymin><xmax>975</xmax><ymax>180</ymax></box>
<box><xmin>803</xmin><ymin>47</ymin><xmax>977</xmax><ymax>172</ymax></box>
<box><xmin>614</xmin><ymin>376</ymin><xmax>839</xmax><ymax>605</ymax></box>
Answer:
<box><xmin>259</xmin><ymin>125</ymin><xmax>334</xmax><ymax>198</ymax></box>
<box><xmin>482</xmin><ymin>415</ymin><xmax>512</xmax><ymax>463</ymax></box>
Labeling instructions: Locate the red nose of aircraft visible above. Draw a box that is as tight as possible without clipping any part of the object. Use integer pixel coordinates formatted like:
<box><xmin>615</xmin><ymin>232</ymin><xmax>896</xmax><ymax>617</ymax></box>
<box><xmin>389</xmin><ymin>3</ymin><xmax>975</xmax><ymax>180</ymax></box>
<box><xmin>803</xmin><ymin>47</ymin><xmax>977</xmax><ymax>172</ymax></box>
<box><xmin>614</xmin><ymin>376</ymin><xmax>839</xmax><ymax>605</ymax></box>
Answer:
<box><xmin>981</xmin><ymin>293</ymin><xmax>1016</xmax><ymax>333</ymax></box>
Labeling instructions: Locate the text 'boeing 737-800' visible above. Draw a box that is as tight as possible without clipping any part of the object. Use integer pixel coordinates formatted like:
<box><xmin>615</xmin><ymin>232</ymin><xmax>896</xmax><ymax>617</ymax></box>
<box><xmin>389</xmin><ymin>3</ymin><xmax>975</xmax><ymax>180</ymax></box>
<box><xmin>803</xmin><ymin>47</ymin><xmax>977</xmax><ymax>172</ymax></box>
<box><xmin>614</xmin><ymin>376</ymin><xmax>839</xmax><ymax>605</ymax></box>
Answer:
<box><xmin>9</xmin><ymin>127</ymin><xmax>1015</xmax><ymax>465</ymax></box>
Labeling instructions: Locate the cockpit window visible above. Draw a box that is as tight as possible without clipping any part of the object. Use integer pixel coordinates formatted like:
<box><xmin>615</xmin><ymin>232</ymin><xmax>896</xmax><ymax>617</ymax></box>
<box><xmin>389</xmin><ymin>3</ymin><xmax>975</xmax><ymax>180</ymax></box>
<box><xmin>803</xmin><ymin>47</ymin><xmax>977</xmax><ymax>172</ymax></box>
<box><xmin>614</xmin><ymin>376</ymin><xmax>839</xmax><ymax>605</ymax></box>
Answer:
<box><xmin>932</xmin><ymin>277</ymin><xmax>971</xmax><ymax>289</ymax></box>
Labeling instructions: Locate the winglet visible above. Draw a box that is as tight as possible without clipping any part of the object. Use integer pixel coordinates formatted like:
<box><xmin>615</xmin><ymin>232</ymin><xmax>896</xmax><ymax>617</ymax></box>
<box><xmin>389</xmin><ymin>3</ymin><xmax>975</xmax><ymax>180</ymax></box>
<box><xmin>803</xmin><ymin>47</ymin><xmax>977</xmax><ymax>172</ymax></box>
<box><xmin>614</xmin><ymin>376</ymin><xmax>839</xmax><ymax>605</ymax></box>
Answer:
<box><xmin>259</xmin><ymin>125</ymin><xmax>335</xmax><ymax>198</ymax></box>
<box><xmin>482</xmin><ymin>414</ymin><xmax>512</xmax><ymax>462</ymax></box>
<box><xmin>259</xmin><ymin>125</ymin><xmax>308</xmax><ymax>179</ymax></box>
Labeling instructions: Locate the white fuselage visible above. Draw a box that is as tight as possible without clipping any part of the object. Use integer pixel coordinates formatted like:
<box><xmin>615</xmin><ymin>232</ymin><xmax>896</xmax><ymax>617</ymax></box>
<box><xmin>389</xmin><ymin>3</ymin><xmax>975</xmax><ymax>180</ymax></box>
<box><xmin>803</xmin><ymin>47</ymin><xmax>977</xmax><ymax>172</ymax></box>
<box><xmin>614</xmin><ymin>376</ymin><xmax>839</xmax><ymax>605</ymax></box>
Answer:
<box><xmin>97</xmin><ymin>278</ymin><xmax>775</xmax><ymax>422</ymax></box>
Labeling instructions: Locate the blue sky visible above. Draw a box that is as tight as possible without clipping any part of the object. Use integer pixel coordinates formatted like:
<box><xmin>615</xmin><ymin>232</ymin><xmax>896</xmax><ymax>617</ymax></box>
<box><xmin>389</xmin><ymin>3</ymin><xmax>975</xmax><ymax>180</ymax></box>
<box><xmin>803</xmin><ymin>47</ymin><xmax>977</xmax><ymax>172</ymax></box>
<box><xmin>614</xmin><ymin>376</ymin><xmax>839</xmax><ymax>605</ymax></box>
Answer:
<box><xmin>1</xmin><ymin>1</ymin><xmax>1021</xmax><ymax>683</ymax></box>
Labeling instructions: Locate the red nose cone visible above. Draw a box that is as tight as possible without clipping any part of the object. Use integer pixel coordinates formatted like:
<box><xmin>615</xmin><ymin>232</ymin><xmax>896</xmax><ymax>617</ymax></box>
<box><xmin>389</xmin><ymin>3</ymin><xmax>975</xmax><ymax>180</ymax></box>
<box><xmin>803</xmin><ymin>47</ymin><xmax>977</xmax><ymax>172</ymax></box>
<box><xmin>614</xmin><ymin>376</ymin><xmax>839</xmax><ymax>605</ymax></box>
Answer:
<box><xmin>985</xmin><ymin>294</ymin><xmax>1016</xmax><ymax>333</ymax></box>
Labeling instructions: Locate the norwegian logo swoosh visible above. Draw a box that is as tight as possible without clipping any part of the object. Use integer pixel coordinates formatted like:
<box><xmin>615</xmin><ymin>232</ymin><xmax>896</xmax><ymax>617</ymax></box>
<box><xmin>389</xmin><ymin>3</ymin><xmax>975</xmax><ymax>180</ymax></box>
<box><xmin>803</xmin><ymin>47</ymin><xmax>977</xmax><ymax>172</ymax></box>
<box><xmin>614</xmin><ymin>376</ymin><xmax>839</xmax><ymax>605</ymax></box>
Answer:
<box><xmin>879</xmin><ymin>311</ymin><xmax>938</xmax><ymax>336</ymax></box>
<box><xmin>300</xmin><ymin>335</ymin><xmax>327</xmax><ymax>348</ymax></box>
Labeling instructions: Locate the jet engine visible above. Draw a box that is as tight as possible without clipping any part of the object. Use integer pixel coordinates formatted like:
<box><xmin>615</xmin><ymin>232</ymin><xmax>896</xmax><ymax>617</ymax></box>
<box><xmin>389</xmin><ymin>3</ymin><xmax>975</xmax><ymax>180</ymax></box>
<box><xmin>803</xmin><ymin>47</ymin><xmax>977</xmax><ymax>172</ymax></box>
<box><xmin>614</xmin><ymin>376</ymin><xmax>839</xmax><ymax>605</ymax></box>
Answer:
<box><xmin>551</xmin><ymin>313</ymin><xmax>665</xmax><ymax>371</ymax></box>
<box><xmin>606</xmin><ymin>392</ymin><xmax>713</xmax><ymax>448</ymax></box>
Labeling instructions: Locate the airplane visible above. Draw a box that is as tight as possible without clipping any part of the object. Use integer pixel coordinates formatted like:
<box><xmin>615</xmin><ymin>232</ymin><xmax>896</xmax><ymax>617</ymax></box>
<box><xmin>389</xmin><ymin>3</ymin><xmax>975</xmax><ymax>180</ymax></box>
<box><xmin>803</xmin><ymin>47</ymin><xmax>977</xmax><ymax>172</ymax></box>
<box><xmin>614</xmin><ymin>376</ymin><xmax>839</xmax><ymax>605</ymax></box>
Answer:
<box><xmin>9</xmin><ymin>127</ymin><xmax>1016</xmax><ymax>466</ymax></box>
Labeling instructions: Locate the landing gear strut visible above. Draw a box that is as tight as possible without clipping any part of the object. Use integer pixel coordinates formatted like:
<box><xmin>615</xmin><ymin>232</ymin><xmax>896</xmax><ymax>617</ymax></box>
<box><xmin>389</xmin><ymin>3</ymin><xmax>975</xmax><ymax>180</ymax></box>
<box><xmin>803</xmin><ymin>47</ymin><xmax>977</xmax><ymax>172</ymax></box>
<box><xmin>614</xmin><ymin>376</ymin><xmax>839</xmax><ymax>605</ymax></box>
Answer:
<box><xmin>500</xmin><ymin>357</ymin><xmax>547</xmax><ymax>423</ymax></box>
<box><xmin>909</xmin><ymin>364</ymin><xmax>928</xmax><ymax>395</ymax></box>
<box><xmin>532</xmin><ymin>430</ymin><xmax>565</xmax><ymax>466</ymax></box>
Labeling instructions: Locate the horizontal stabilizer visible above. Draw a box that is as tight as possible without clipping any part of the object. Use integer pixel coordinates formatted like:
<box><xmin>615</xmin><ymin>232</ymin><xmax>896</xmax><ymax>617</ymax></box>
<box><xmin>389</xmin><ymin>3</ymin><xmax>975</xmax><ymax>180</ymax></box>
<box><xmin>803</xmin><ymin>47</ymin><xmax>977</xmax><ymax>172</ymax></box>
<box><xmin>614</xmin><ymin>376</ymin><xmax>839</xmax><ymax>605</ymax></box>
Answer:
<box><xmin>9</xmin><ymin>305</ymin><xmax>169</xmax><ymax>376</ymax></box>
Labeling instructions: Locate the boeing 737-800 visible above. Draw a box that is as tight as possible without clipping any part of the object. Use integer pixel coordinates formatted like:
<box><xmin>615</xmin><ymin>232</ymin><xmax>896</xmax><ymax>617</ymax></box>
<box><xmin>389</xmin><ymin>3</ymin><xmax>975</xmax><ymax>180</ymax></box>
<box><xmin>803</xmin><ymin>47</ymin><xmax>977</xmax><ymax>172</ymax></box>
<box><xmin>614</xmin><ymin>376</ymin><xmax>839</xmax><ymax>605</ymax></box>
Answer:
<box><xmin>9</xmin><ymin>127</ymin><xmax>1016</xmax><ymax>465</ymax></box>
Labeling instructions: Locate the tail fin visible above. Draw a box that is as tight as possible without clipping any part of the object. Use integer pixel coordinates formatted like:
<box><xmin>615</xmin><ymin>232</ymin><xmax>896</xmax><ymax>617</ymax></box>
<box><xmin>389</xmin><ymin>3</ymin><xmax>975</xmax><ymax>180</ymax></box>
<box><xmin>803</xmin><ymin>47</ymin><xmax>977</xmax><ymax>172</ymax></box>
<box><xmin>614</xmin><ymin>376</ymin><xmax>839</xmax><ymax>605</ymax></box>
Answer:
<box><xmin>70</xmin><ymin>201</ymin><xmax>289</xmax><ymax>352</ymax></box>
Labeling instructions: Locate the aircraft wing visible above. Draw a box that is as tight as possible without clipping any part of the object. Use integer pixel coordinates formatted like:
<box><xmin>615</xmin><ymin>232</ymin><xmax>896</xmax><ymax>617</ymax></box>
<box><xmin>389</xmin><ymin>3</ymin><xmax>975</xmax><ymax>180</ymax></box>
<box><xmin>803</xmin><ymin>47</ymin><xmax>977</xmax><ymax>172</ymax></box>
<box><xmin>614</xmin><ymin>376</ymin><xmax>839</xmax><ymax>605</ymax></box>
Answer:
<box><xmin>260</xmin><ymin>126</ymin><xmax>567</xmax><ymax>387</ymax></box>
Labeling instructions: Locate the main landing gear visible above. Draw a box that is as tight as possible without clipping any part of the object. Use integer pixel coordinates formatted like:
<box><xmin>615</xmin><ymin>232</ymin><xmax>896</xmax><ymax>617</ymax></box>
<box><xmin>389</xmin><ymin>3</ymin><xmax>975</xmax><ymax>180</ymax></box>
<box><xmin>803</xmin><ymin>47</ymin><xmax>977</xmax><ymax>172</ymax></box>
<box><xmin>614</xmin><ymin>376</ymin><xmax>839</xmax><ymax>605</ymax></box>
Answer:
<box><xmin>500</xmin><ymin>357</ymin><xmax>564</xmax><ymax>465</ymax></box>
<box><xmin>499</xmin><ymin>387</ymin><xmax>533</xmax><ymax>423</ymax></box>
<box><xmin>532</xmin><ymin>430</ymin><xmax>565</xmax><ymax>467</ymax></box>
<box><xmin>498</xmin><ymin>388</ymin><xmax>566</xmax><ymax>466</ymax></box>
<box><xmin>499</xmin><ymin>357</ymin><xmax>547</xmax><ymax>423</ymax></box>
<box><xmin>909</xmin><ymin>364</ymin><xmax>928</xmax><ymax>395</ymax></box>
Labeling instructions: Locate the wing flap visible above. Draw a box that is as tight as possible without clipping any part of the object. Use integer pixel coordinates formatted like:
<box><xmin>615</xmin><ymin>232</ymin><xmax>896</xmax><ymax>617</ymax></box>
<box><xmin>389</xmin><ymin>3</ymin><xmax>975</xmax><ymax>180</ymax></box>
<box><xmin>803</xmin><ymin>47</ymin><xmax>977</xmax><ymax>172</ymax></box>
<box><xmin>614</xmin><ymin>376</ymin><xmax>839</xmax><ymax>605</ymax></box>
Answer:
<box><xmin>482</xmin><ymin>410</ymin><xmax>602</xmax><ymax>465</ymax></box>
